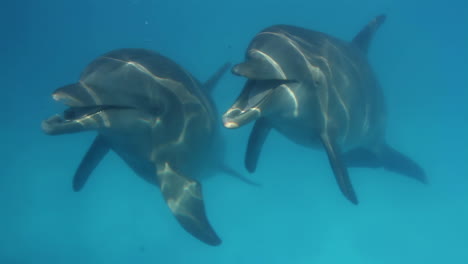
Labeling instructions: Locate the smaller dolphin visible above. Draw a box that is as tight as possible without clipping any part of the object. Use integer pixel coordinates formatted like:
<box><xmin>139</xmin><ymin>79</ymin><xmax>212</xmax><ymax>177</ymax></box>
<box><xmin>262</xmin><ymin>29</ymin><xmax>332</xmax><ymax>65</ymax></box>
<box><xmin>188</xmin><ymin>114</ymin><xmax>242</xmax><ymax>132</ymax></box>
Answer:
<box><xmin>223</xmin><ymin>15</ymin><xmax>426</xmax><ymax>204</ymax></box>
<box><xmin>42</xmin><ymin>48</ymin><xmax>253</xmax><ymax>245</ymax></box>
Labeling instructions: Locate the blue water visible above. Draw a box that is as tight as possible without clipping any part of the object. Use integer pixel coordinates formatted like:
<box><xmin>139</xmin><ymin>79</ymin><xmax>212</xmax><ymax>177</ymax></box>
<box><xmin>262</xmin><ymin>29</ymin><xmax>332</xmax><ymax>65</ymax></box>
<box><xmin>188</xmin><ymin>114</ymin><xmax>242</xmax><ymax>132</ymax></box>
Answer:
<box><xmin>3</xmin><ymin>0</ymin><xmax>467</xmax><ymax>263</ymax></box>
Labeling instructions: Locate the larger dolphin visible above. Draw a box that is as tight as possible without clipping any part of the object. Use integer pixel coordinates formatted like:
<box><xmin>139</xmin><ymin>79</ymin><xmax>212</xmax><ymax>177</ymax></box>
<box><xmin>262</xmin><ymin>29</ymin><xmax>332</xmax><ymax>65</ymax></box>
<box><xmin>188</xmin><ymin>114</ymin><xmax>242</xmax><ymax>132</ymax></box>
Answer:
<box><xmin>42</xmin><ymin>48</ymin><xmax>244</xmax><ymax>246</ymax></box>
<box><xmin>223</xmin><ymin>15</ymin><xmax>426</xmax><ymax>204</ymax></box>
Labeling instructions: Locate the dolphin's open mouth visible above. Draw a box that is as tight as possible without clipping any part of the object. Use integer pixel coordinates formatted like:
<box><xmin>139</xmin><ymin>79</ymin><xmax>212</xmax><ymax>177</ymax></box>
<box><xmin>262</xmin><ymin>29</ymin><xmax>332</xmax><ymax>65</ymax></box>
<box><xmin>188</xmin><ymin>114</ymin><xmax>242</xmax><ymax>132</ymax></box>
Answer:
<box><xmin>63</xmin><ymin>105</ymin><xmax>130</xmax><ymax>120</ymax></box>
<box><xmin>42</xmin><ymin>88</ymin><xmax>135</xmax><ymax>135</ymax></box>
<box><xmin>42</xmin><ymin>105</ymin><xmax>132</xmax><ymax>135</ymax></box>
<box><xmin>245</xmin><ymin>82</ymin><xmax>274</xmax><ymax>110</ymax></box>
<box><xmin>222</xmin><ymin>84</ymin><xmax>273</xmax><ymax>128</ymax></box>
<box><xmin>223</xmin><ymin>79</ymin><xmax>297</xmax><ymax>128</ymax></box>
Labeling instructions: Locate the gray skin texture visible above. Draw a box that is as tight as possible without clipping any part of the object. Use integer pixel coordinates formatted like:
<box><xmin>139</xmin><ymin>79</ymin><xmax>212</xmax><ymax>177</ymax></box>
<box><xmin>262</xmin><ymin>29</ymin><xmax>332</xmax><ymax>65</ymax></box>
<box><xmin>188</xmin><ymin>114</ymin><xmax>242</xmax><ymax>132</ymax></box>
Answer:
<box><xmin>223</xmin><ymin>15</ymin><xmax>426</xmax><ymax>205</ymax></box>
<box><xmin>42</xmin><ymin>48</ymin><xmax>231</xmax><ymax>246</ymax></box>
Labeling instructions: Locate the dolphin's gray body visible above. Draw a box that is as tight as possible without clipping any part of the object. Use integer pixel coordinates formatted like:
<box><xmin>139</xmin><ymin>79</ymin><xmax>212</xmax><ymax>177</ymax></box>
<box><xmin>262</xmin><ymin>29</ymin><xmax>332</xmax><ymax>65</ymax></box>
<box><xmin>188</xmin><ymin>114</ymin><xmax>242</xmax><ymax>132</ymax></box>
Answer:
<box><xmin>223</xmin><ymin>15</ymin><xmax>426</xmax><ymax>204</ymax></box>
<box><xmin>42</xmin><ymin>48</ymin><xmax>249</xmax><ymax>246</ymax></box>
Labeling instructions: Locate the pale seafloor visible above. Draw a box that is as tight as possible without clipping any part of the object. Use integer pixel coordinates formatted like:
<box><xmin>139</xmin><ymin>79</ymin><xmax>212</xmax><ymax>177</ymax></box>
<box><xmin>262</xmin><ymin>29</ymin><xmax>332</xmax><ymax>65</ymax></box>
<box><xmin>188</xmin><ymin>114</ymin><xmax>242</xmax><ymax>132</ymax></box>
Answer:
<box><xmin>2</xmin><ymin>0</ymin><xmax>467</xmax><ymax>263</ymax></box>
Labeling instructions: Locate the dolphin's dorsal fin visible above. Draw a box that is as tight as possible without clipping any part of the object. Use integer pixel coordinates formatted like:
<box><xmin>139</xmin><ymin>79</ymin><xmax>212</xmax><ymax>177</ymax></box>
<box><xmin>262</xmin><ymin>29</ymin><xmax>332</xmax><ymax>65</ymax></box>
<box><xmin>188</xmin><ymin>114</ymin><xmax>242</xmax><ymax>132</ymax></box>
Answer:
<box><xmin>203</xmin><ymin>62</ymin><xmax>231</xmax><ymax>93</ymax></box>
<box><xmin>352</xmin><ymin>14</ymin><xmax>386</xmax><ymax>54</ymax></box>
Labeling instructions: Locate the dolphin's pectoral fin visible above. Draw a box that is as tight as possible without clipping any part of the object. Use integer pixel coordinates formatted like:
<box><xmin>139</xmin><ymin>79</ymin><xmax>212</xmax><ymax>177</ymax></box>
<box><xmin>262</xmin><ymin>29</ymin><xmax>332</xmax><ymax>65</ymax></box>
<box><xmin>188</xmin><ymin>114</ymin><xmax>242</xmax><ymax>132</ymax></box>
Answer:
<box><xmin>245</xmin><ymin>118</ymin><xmax>272</xmax><ymax>173</ymax></box>
<box><xmin>232</xmin><ymin>60</ymin><xmax>286</xmax><ymax>80</ymax></box>
<box><xmin>157</xmin><ymin>163</ymin><xmax>221</xmax><ymax>246</ymax></box>
<box><xmin>73</xmin><ymin>135</ymin><xmax>110</xmax><ymax>191</ymax></box>
<box><xmin>203</xmin><ymin>62</ymin><xmax>231</xmax><ymax>93</ymax></box>
<box><xmin>352</xmin><ymin>14</ymin><xmax>386</xmax><ymax>53</ymax></box>
<box><xmin>218</xmin><ymin>164</ymin><xmax>262</xmax><ymax>187</ymax></box>
<box><xmin>343</xmin><ymin>146</ymin><xmax>427</xmax><ymax>183</ymax></box>
<box><xmin>320</xmin><ymin>134</ymin><xmax>358</xmax><ymax>205</ymax></box>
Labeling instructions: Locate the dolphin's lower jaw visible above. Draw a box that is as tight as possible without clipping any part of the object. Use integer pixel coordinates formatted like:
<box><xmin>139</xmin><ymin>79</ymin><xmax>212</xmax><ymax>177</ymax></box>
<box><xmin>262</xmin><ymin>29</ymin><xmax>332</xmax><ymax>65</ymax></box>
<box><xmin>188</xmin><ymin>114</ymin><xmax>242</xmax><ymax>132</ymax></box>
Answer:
<box><xmin>42</xmin><ymin>114</ymin><xmax>96</xmax><ymax>135</ymax></box>
<box><xmin>222</xmin><ymin>108</ymin><xmax>261</xmax><ymax>129</ymax></box>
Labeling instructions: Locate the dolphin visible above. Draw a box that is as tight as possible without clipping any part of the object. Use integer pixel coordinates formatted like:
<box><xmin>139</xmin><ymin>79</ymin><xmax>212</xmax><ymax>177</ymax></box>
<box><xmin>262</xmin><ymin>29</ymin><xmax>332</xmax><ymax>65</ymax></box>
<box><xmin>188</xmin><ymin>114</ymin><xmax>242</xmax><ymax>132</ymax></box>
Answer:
<box><xmin>42</xmin><ymin>48</ymin><xmax>251</xmax><ymax>246</ymax></box>
<box><xmin>222</xmin><ymin>15</ymin><xmax>426</xmax><ymax>204</ymax></box>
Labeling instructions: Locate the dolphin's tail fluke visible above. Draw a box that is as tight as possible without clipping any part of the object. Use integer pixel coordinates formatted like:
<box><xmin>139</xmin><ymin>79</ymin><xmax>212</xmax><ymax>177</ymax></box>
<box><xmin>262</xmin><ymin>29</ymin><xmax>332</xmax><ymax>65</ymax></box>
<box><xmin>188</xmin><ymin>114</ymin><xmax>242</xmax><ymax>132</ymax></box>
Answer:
<box><xmin>219</xmin><ymin>164</ymin><xmax>262</xmax><ymax>187</ymax></box>
<box><xmin>343</xmin><ymin>145</ymin><xmax>427</xmax><ymax>183</ymax></box>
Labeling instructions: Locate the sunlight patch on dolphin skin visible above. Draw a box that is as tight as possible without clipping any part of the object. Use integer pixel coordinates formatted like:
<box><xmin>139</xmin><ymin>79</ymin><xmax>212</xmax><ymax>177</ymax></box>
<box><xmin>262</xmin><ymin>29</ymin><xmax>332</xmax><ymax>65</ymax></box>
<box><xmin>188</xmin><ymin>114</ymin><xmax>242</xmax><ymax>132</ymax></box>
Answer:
<box><xmin>159</xmin><ymin>162</ymin><xmax>202</xmax><ymax>216</ymax></box>
<box><xmin>224</xmin><ymin>121</ymin><xmax>239</xmax><ymax>129</ymax></box>
<box><xmin>174</xmin><ymin>113</ymin><xmax>196</xmax><ymax>145</ymax></box>
<box><xmin>337</xmin><ymin>70</ymin><xmax>353</xmax><ymax>142</ymax></box>
<box><xmin>126</xmin><ymin>61</ymin><xmax>180</xmax><ymax>87</ymax></box>
<box><xmin>298</xmin><ymin>36</ymin><xmax>349</xmax><ymax>66</ymax></box>
<box><xmin>224</xmin><ymin>108</ymin><xmax>241</xmax><ymax>116</ymax></box>
<box><xmin>266</xmin><ymin>30</ymin><xmax>359</xmax><ymax>141</ymax></box>
<box><xmin>338</xmin><ymin>71</ymin><xmax>351</xmax><ymax>88</ymax></box>
<box><xmin>311</xmin><ymin>55</ymin><xmax>351</xmax><ymax>141</ymax></box>
<box><xmin>304</xmin><ymin>59</ymin><xmax>330</xmax><ymax>132</ymax></box>
<box><xmin>278</xmin><ymin>84</ymin><xmax>299</xmax><ymax>117</ymax></box>
<box><xmin>52</xmin><ymin>92</ymin><xmax>82</xmax><ymax>106</ymax></box>
<box><xmin>104</xmin><ymin>56</ymin><xmax>200</xmax><ymax>108</ymax></box>
<box><xmin>326</xmin><ymin>75</ymin><xmax>350</xmax><ymax>141</ymax></box>
<box><xmin>223</xmin><ymin>107</ymin><xmax>262</xmax><ymax>128</ymax></box>
<box><xmin>104</xmin><ymin>57</ymin><xmax>184</xmax><ymax>90</ymax></box>
<box><xmin>142</xmin><ymin>69</ymin><xmax>197</xmax><ymax>106</ymax></box>
<box><xmin>262</xmin><ymin>31</ymin><xmax>318</xmax><ymax>76</ymax></box>
<box><xmin>79</xmin><ymin>81</ymin><xmax>102</xmax><ymax>105</ymax></box>
<box><xmin>149</xmin><ymin>115</ymin><xmax>198</xmax><ymax>161</ymax></box>
<box><xmin>137</xmin><ymin>116</ymin><xmax>162</xmax><ymax>129</ymax></box>
<box><xmin>248</xmin><ymin>48</ymin><xmax>286</xmax><ymax>79</ymax></box>
<box><xmin>259</xmin><ymin>31</ymin><xmax>297</xmax><ymax>50</ymax></box>
<box><xmin>74</xmin><ymin>114</ymin><xmax>96</xmax><ymax>128</ymax></box>
<box><xmin>244</xmin><ymin>107</ymin><xmax>261</xmax><ymax>115</ymax></box>
<box><xmin>331</xmin><ymin>83</ymin><xmax>350</xmax><ymax>141</ymax></box>
<box><xmin>283</xmin><ymin>32</ymin><xmax>352</xmax><ymax>140</ymax></box>
<box><xmin>79</xmin><ymin>81</ymin><xmax>112</xmax><ymax>127</ymax></box>
<box><xmin>152</xmin><ymin>117</ymin><xmax>162</xmax><ymax>128</ymax></box>
<box><xmin>265</xmin><ymin>31</ymin><xmax>349</xmax><ymax>128</ymax></box>
<box><xmin>224</xmin><ymin>107</ymin><xmax>256</xmax><ymax>116</ymax></box>
<box><xmin>260</xmin><ymin>31</ymin><xmax>307</xmax><ymax>64</ymax></box>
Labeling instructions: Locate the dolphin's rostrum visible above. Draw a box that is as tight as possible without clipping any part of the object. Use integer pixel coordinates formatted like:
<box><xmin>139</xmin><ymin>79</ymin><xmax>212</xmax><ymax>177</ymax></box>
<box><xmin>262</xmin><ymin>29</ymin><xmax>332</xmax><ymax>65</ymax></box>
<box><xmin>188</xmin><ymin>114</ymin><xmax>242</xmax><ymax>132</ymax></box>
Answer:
<box><xmin>42</xmin><ymin>48</ymin><xmax>247</xmax><ymax>246</ymax></box>
<box><xmin>223</xmin><ymin>15</ymin><xmax>426</xmax><ymax>204</ymax></box>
